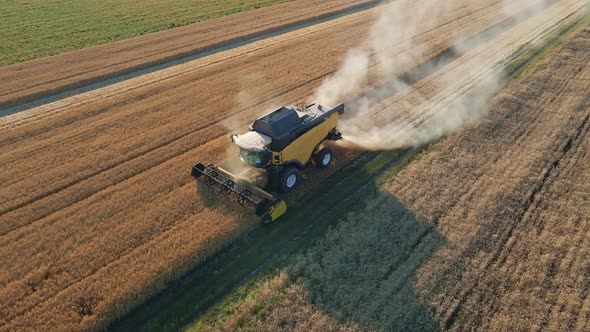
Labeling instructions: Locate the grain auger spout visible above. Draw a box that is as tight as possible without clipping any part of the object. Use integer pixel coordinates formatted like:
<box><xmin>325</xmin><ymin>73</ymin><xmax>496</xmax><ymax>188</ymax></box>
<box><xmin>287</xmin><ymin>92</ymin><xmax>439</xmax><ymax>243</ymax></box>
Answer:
<box><xmin>191</xmin><ymin>102</ymin><xmax>345</xmax><ymax>223</ymax></box>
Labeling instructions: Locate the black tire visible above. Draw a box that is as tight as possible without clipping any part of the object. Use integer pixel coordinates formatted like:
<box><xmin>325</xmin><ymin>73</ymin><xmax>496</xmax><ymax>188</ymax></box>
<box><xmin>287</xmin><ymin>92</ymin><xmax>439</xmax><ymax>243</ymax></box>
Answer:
<box><xmin>314</xmin><ymin>148</ymin><xmax>333</xmax><ymax>169</ymax></box>
<box><xmin>279</xmin><ymin>167</ymin><xmax>300</xmax><ymax>192</ymax></box>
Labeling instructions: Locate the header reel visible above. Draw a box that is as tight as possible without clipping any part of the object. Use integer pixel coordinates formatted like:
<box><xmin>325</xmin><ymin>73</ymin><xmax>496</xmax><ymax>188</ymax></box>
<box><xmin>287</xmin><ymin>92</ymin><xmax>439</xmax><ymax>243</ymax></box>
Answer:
<box><xmin>191</xmin><ymin>163</ymin><xmax>287</xmax><ymax>223</ymax></box>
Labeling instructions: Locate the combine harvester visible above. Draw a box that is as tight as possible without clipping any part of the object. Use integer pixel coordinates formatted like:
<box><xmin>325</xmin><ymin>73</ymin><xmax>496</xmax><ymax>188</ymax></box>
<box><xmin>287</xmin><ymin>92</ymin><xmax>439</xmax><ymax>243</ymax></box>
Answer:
<box><xmin>192</xmin><ymin>103</ymin><xmax>345</xmax><ymax>223</ymax></box>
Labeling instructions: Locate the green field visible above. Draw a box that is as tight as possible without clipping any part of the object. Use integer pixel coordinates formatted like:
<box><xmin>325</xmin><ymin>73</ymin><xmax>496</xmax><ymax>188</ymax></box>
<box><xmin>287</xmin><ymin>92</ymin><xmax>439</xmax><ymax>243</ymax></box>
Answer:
<box><xmin>0</xmin><ymin>0</ymin><xmax>289</xmax><ymax>66</ymax></box>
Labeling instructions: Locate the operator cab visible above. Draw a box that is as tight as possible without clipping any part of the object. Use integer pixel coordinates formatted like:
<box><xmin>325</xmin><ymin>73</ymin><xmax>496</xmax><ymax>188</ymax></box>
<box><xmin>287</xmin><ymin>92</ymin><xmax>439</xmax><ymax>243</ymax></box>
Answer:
<box><xmin>231</xmin><ymin>131</ymin><xmax>272</xmax><ymax>168</ymax></box>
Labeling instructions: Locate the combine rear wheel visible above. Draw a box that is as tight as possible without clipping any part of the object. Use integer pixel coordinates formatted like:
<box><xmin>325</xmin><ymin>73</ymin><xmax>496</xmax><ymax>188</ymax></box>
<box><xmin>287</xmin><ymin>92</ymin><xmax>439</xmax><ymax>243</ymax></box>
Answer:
<box><xmin>314</xmin><ymin>148</ymin><xmax>333</xmax><ymax>168</ymax></box>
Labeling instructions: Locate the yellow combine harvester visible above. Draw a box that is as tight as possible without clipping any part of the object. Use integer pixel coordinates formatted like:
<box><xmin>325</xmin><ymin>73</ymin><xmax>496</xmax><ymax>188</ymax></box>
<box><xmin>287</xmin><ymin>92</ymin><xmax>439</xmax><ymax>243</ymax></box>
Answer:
<box><xmin>192</xmin><ymin>103</ymin><xmax>345</xmax><ymax>223</ymax></box>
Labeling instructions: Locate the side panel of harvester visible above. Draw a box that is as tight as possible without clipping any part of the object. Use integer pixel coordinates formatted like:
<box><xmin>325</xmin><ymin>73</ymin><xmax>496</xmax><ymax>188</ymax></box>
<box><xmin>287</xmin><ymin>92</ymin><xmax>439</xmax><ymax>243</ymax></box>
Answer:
<box><xmin>279</xmin><ymin>112</ymin><xmax>339</xmax><ymax>167</ymax></box>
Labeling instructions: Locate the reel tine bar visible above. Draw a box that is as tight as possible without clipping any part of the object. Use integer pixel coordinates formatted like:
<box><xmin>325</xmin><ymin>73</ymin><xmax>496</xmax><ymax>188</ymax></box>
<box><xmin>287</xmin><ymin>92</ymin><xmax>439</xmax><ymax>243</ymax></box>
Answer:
<box><xmin>221</xmin><ymin>179</ymin><xmax>235</xmax><ymax>196</ymax></box>
<box><xmin>238</xmin><ymin>189</ymin><xmax>252</xmax><ymax>206</ymax></box>
<box><xmin>192</xmin><ymin>163</ymin><xmax>260</xmax><ymax>209</ymax></box>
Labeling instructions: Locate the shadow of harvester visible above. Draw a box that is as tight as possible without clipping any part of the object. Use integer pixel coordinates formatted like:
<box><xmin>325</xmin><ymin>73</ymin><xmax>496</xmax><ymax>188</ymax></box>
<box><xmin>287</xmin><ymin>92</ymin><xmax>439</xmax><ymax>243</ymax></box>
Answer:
<box><xmin>279</xmin><ymin>188</ymin><xmax>446</xmax><ymax>331</ymax></box>
<box><xmin>193</xmin><ymin>151</ymin><xmax>447</xmax><ymax>330</ymax></box>
<box><xmin>240</xmin><ymin>184</ymin><xmax>445</xmax><ymax>331</ymax></box>
<box><xmin>112</xmin><ymin>150</ymin><xmax>445</xmax><ymax>331</ymax></box>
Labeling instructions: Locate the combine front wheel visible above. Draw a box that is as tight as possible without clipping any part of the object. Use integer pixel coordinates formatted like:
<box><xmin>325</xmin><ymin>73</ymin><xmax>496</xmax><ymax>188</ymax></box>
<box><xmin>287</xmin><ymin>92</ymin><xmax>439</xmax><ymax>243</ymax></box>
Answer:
<box><xmin>279</xmin><ymin>167</ymin><xmax>300</xmax><ymax>192</ymax></box>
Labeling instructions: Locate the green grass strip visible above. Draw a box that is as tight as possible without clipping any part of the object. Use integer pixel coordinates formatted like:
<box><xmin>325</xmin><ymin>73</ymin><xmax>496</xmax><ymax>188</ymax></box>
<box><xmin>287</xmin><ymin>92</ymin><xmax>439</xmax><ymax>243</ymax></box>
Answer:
<box><xmin>0</xmin><ymin>0</ymin><xmax>289</xmax><ymax>66</ymax></box>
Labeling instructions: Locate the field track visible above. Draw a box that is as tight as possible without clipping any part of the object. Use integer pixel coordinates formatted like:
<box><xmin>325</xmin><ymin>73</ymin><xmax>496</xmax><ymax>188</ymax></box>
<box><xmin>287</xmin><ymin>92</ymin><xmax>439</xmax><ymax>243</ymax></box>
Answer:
<box><xmin>0</xmin><ymin>0</ymin><xmax>588</xmax><ymax>330</ymax></box>
<box><xmin>0</xmin><ymin>0</ymin><xmax>379</xmax><ymax>110</ymax></box>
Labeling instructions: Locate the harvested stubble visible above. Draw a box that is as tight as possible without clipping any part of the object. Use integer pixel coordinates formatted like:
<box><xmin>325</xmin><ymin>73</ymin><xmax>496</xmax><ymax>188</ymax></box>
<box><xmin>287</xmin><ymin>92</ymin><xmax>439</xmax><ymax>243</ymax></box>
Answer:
<box><xmin>219</xmin><ymin>18</ymin><xmax>590</xmax><ymax>331</ymax></box>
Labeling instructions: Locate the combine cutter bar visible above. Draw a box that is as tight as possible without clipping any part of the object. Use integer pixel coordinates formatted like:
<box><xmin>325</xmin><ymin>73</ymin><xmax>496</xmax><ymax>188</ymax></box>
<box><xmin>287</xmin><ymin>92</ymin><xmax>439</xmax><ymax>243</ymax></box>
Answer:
<box><xmin>191</xmin><ymin>163</ymin><xmax>287</xmax><ymax>223</ymax></box>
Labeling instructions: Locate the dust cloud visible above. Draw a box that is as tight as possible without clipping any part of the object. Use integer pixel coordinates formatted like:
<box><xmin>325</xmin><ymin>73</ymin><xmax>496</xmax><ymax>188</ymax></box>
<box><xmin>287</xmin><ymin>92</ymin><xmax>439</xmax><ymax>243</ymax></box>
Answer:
<box><xmin>221</xmin><ymin>73</ymin><xmax>265</xmax><ymax>174</ymax></box>
<box><xmin>315</xmin><ymin>0</ymin><xmax>548</xmax><ymax>150</ymax></box>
